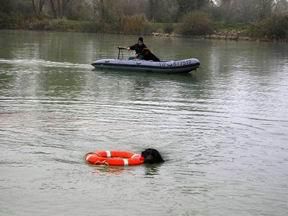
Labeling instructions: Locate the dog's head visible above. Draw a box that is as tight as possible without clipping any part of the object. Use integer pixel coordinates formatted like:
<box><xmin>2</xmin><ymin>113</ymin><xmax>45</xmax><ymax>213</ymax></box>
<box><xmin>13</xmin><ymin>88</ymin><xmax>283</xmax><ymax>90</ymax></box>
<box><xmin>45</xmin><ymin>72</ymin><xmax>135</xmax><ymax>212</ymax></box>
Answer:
<box><xmin>141</xmin><ymin>148</ymin><xmax>164</xmax><ymax>164</ymax></box>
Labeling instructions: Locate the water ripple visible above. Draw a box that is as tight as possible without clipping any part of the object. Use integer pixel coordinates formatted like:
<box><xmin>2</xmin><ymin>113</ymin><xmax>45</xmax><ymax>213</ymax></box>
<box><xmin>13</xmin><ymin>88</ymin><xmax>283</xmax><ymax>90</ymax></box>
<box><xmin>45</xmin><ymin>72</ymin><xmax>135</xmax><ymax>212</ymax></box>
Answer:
<box><xmin>0</xmin><ymin>58</ymin><xmax>91</xmax><ymax>69</ymax></box>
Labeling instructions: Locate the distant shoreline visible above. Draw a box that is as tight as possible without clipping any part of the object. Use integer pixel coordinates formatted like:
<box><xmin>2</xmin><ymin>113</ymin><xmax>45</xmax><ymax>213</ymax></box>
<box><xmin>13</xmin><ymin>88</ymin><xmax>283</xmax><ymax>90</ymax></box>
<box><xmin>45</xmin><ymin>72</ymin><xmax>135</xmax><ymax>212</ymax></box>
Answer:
<box><xmin>152</xmin><ymin>31</ymin><xmax>288</xmax><ymax>43</ymax></box>
<box><xmin>1</xmin><ymin>18</ymin><xmax>287</xmax><ymax>43</ymax></box>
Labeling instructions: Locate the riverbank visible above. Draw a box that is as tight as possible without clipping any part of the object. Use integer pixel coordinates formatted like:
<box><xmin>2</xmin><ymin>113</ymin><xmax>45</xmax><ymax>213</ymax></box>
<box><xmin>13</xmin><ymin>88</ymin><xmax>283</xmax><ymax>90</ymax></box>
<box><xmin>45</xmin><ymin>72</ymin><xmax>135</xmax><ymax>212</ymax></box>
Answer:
<box><xmin>2</xmin><ymin>16</ymin><xmax>288</xmax><ymax>42</ymax></box>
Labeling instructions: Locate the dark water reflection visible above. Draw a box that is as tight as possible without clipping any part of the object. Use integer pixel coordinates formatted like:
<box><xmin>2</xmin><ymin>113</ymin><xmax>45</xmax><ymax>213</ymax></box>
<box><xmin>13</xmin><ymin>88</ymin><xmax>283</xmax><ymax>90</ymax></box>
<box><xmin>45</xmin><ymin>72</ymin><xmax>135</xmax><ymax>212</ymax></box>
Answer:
<box><xmin>0</xmin><ymin>30</ymin><xmax>288</xmax><ymax>216</ymax></box>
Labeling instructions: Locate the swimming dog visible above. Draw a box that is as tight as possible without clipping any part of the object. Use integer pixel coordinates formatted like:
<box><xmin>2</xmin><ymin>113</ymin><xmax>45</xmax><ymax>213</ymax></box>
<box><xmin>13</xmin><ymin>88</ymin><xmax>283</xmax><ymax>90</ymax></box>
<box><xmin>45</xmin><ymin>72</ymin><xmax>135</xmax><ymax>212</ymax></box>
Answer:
<box><xmin>141</xmin><ymin>148</ymin><xmax>164</xmax><ymax>164</ymax></box>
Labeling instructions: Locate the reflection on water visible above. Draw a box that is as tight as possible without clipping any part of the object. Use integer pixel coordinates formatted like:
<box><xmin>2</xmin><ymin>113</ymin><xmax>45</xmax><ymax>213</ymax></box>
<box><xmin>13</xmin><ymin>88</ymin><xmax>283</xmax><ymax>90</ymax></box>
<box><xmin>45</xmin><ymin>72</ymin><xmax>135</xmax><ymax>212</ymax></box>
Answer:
<box><xmin>0</xmin><ymin>30</ymin><xmax>288</xmax><ymax>216</ymax></box>
<box><xmin>144</xmin><ymin>164</ymin><xmax>162</xmax><ymax>176</ymax></box>
<box><xmin>91</xmin><ymin>165</ymin><xmax>127</xmax><ymax>176</ymax></box>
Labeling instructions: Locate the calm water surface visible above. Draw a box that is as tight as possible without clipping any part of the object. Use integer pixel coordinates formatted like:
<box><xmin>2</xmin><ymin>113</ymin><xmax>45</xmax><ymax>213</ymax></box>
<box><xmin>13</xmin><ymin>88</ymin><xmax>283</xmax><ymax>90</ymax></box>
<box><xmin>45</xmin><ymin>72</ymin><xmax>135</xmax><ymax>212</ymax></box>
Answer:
<box><xmin>0</xmin><ymin>30</ymin><xmax>288</xmax><ymax>216</ymax></box>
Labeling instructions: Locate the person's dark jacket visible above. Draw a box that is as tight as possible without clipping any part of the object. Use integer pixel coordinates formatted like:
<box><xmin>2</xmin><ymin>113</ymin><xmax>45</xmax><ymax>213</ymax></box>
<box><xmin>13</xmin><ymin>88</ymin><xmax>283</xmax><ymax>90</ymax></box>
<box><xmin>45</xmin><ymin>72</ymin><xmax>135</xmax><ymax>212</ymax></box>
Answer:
<box><xmin>129</xmin><ymin>43</ymin><xmax>147</xmax><ymax>55</ymax></box>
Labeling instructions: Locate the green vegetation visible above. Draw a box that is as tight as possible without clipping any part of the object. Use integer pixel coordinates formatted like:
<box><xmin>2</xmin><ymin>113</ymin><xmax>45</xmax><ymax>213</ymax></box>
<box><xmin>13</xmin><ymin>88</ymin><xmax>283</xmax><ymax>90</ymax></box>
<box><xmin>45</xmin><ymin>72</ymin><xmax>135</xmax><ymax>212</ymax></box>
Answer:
<box><xmin>0</xmin><ymin>0</ymin><xmax>288</xmax><ymax>41</ymax></box>
<box><xmin>248</xmin><ymin>15</ymin><xmax>288</xmax><ymax>40</ymax></box>
<box><xmin>120</xmin><ymin>15</ymin><xmax>149</xmax><ymax>34</ymax></box>
<box><xmin>177</xmin><ymin>11</ymin><xmax>214</xmax><ymax>35</ymax></box>
<box><xmin>32</xmin><ymin>19</ymin><xmax>100</xmax><ymax>32</ymax></box>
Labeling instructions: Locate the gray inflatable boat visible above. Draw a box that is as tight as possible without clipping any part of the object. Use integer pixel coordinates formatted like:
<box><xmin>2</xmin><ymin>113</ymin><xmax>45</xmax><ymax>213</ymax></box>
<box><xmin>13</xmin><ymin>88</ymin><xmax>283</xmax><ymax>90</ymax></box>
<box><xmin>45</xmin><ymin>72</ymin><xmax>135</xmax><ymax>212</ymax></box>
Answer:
<box><xmin>92</xmin><ymin>58</ymin><xmax>200</xmax><ymax>74</ymax></box>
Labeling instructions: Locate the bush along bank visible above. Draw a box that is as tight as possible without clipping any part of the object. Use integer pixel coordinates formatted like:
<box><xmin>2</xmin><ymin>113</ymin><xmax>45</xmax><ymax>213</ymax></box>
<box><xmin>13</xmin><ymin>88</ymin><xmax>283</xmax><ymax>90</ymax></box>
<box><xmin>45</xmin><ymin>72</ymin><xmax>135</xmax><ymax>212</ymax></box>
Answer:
<box><xmin>248</xmin><ymin>15</ymin><xmax>288</xmax><ymax>42</ymax></box>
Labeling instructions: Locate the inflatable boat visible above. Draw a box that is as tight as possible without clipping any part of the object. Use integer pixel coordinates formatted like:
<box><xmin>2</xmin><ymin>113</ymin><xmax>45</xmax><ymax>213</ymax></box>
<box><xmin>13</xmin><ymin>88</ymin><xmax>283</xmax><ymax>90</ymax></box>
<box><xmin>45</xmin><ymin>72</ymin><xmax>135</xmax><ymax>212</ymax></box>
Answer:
<box><xmin>92</xmin><ymin>58</ymin><xmax>200</xmax><ymax>73</ymax></box>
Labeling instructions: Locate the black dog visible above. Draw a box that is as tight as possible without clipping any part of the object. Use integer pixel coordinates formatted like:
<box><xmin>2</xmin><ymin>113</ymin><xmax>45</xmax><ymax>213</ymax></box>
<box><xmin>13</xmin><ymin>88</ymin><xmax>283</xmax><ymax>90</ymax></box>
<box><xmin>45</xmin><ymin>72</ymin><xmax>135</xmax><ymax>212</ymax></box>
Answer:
<box><xmin>141</xmin><ymin>148</ymin><xmax>164</xmax><ymax>164</ymax></box>
<box><xmin>141</xmin><ymin>48</ymin><xmax>160</xmax><ymax>62</ymax></box>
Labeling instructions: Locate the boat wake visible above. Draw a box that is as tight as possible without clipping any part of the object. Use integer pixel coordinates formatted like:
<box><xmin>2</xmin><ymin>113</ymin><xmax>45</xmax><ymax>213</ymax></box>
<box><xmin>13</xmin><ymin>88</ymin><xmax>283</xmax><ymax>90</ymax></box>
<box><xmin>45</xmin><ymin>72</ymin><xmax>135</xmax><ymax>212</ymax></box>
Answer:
<box><xmin>0</xmin><ymin>58</ymin><xmax>92</xmax><ymax>69</ymax></box>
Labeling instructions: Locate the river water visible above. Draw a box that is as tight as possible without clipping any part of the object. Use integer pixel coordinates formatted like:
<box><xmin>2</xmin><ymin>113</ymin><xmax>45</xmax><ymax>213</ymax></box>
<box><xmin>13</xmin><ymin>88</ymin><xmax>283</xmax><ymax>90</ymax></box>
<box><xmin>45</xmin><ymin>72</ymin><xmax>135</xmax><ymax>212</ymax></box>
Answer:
<box><xmin>0</xmin><ymin>30</ymin><xmax>288</xmax><ymax>216</ymax></box>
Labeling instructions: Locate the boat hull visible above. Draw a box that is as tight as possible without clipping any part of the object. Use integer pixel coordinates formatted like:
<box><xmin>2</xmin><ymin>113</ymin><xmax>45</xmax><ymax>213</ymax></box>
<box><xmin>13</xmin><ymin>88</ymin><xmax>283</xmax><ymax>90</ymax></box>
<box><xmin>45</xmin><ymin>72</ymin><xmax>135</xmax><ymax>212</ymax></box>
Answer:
<box><xmin>91</xmin><ymin>58</ymin><xmax>200</xmax><ymax>73</ymax></box>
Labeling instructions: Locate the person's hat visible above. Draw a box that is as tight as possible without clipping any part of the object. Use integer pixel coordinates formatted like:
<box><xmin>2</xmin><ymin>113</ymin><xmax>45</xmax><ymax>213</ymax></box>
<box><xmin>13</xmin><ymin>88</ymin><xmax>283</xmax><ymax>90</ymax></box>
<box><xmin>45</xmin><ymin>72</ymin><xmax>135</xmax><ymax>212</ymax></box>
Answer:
<box><xmin>138</xmin><ymin>37</ymin><xmax>144</xmax><ymax>42</ymax></box>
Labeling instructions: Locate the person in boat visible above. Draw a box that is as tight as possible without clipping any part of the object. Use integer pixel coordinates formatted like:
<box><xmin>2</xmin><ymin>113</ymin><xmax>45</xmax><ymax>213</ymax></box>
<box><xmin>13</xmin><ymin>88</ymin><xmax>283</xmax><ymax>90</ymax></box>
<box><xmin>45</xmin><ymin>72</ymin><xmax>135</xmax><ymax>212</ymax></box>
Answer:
<box><xmin>141</xmin><ymin>48</ymin><xmax>160</xmax><ymax>62</ymax></box>
<box><xmin>127</xmin><ymin>37</ymin><xmax>160</xmax><ymax>61</ymax></box>
<box><xmin>127</xmin><ymin>37</ymin><xmax>147</xmax><ymax>60</ymax></box>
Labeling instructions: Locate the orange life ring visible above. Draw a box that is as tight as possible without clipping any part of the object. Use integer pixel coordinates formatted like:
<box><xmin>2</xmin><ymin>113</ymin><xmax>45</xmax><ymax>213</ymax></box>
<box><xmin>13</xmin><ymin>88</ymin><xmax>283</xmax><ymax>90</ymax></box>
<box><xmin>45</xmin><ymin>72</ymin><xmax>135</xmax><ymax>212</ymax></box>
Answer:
<box><xmin>85</xmin><ymin>150</ymin><xmax>144</xmax><ymax>166</ymax></box>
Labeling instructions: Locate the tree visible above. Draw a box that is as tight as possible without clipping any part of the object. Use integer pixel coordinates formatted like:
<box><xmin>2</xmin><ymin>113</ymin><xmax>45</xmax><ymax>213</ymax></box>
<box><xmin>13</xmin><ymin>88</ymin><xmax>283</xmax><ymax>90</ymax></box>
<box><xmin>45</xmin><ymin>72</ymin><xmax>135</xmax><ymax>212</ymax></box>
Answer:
<box><xmin>48</xmin><ymin>0</ymin><xmax>71</xmax><ymax>18</ymax></box>
<box><xmin>216</xmin><ymin>0</ymin><xmax>276</xmax><ymax>23</ymax></box>
<box><xmin>177</xmin><ymin>0</ymin><xmax>210</xmax><ymax>16</ymax></box>
<box><xmin>256</xmin><ymin>0</ymin><xmax>274</xmax><ymax>20</ymax></box>
<box><xmin>146</xmin><ymin>0</ymin><xmax>179</xmax><ymax>22</ymax></box>
<box><xmin>147</xmin><ymin>0</ymin><xmax>158</xmax><ymax>21</ymax></box>
<box><xmin>274</xmin><ymin>0</ymin><xmax>288</xmax><ymax>14</ymax></box>
<box><xmin>121</xmin><ymin>0</ymin><xmax>147</xmax><ymax>16</ymax></box>
<box><xmin>0</xmin><ymin>0</ymin><xmax>13</xmax><ymax>14</ymax></box>
<box><xmin>31</xmin><ymin>0</ymin><xmax>46</xmax><ymax>16</ymax></box>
